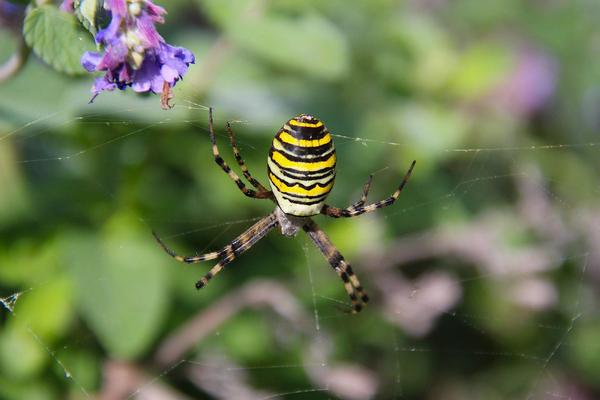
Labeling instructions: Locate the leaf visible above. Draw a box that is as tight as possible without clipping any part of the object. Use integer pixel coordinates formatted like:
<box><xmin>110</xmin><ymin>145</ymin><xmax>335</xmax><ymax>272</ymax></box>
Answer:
<box><xmin>232</xmin><ymin>14</ymin><xmax>349</xmax><ymax>80</ymax></box>
<box><xmin>448</xmin><ymin>43</ymin><xmax>513</xmax><ymax>100</ymax></box>
<box><xmin>74</xmin><ymin>0</ymin><xmax>108</xmax><ymax>36</ymax></box>
<box><xmin>62</xmin><ymin>217</ymin><xmax>169</xmax><ymax>359</ymax></box>
<box><xmin>23</xmin><ymin>5</ymin><xmax>95</xmax><ymax>75</ymax></box>
<box><xmin>0</xmin><ymin>141</ymin><xmax>30</xmax><ymax>227</ymax></box>
<box><xmin>11</xmin><ymin>277</ymin><xmax>75</xmax><ymax>341</ymax></box>
<box><xmin>0</xmin><ymin>328</ymin><xmax>47</xmax><ymax>380</ymax></box>
<box><xmin>200</xmin><ymin>0</ymin><xmax>349</xmax><ymax>80</ymax></box>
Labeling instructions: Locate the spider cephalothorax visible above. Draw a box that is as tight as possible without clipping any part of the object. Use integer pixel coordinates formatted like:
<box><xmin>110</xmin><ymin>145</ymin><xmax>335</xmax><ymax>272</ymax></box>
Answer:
<box><xmin>153</xmin><ymin>109</ymin><xmax>415</xmax><ymax>313</ymax></box>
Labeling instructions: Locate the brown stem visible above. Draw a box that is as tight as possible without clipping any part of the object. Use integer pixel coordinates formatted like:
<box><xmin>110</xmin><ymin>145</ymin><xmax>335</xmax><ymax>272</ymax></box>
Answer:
<box><xmin>0</xmin><ymin>37</ymin><xmax>29</xmax><ymax>83</ymax></box>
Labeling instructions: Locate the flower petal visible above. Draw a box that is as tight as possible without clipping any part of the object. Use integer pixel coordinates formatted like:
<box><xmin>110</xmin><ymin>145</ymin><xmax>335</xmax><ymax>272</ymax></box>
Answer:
<box><xmin>96</xmin><ymin>15</ymin><xmax>122</xmax><ymax>44</ymax></box>
<box><xmin>81</xmin><ymin>51</ymin><xmax>102</xmax><ymax>72</ymax></box>
<box><xmin>136</xmin><ymin>14</ymin><xmax>163</xmax><ymax>48</ymax></box>
<box><xmin>105</xmin><ymin>0</ymin><xmax>127</xmax><ymax>17</ymax></box>
<box><xmin>91</xmin><ymin>76</ymin><xmax>117</xmax><ymax>95</ymax></box>
<box><xmin>81</xmin><ymin>0</ymin><xmax>195</xmax><ymax>101</ymax></box>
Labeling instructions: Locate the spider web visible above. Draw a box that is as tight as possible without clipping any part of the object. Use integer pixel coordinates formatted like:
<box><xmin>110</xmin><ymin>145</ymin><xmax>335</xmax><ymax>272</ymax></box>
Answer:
<box><xmin>0</xmin><ymin>97</ymin><xmax>597</xmax><ymax>400</ymax></box>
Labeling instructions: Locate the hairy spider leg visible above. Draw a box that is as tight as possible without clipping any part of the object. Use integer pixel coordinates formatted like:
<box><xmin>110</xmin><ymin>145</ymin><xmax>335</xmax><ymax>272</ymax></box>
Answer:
<box><xmin>321</xmin><ymin>160</ymin><xmax>416</xmax><ymax>218</ymax></box>
<box><xmin>303</xmin><ymin>218</ymin><xmax>369</xmax><ymax>313</ymax></box>
<box><xmin>225</xmin><ymin>121</ymin><xmax>270</xmax><ymax>193</ymax></box>
<box><xmin>208</xmin><ymin>108</ymin><xmax>272</xmax><ymax>199</ymax></box>
<box><xmin>154</xmin><ymin>212</ymin><xmax>279</xmax><ymax>288</ymax></box>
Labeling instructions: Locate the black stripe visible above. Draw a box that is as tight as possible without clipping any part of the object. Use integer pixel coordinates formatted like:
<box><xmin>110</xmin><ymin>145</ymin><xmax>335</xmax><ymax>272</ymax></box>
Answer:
<box><xmin>281</xmin><ymin>126</ymin><xmax>329</xmax><ymax>141</ymax></box>
<box><xmin>215</xmin><ymin>155</ymin><xmax>231</xmax><ymax>172</ymax></box>
<box><xmin>340</xmin><ymin>271</ymin><xmax>350</xmax><ymax>283</ymax></box>
<box><xmin>274</xmin><ymin>187</ymin><xmax>330</xmax><ymax>200</ymax></box>
<box><xmin>274</xmin><ymin>135</ymin><xmax>333</xmax><ymax>157</ymax></box>
<box><xmin>268</xmin><ymin>162</ymin><xmax>336</xmax><ymax>178</ymax></box>
<box><xmin>230</xmin><ymin>241</ymin><xmax>240</xmax><ymax>257</ymax></box>
<box><xmin>329</xmin><ymin>251</ymin><xmax>344</xmax><ymax>267</ymax></box>
<box><xmin>270</xmin><ymin>164</ymin><xmax>335</xmax><ymax>181</ymax></box>
<box><xmin>270</xmin><ymin>172</ymin><xmax>335</xmax><ymax>191</ymax></box>
<box><xmin>270</xmin><ymin>148</ymin><xmax>334</xmax><ymax>164</ymax></box>
<box><xmin>279</xmin><ymin>193</ymin><xmax>329</xmax><ymax>205</ymax></box>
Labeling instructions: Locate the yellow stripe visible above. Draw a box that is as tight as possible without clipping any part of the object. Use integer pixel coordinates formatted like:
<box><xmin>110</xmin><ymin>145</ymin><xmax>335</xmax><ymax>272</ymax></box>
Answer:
<box><xmin>271</xmin><ymin>150</ymin><xmax>336</xmax><ymax>171</ymax></box>
<box><xmin>272</xmin><ymin>139</ymin><xmax>334</xmax><ymax>161</ymax></box>
<box><xmin>288</xmin><ymin>119</ymin><xmax>324</xmax><ymax>128</ymax></box>
<box><xmin>278</xmin><ymin>131</ymin><xmax>331</xmax><ymax>147</ymax></box>
<box><xmin>269</xmin><ymin>173</ymin><xmax>333</xmax><ymax>196</ymax></box>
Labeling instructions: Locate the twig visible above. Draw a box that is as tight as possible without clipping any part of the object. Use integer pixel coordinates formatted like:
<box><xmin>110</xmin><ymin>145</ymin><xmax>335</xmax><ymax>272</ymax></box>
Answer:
<box><xmin>154</xmin><ymin>279</ymin><xmax>308</xmax><ymax>367</ymax></box>
<box><xmin>0</xmin><ymin>37</ymin><xmax>29</xmax><ymax>83</ymax></box>
<box><xmin>96</xmin><ymin>360</ymin><xmax>192</xmax><ymax>400</ymax></box>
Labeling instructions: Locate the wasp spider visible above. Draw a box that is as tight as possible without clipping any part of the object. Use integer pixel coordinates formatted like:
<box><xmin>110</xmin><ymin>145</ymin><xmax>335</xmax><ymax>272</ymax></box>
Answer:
<box><xmin>153</xmin><ymin>109</ymin><xmax>416</xmax><ymax>313</ymax></box>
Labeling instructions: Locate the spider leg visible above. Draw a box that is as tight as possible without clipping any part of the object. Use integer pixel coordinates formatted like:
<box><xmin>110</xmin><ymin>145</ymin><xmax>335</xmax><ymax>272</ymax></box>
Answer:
<box><xmin>153</xmin><ymin>212</ymin><xmax>279</xmax><ymax>289</ymax></box>
<box><xmin>349</xmin><ymin>174</ymin><xmax>373</xmax><ymax>209</ymax></box>
<box><xmin>153</xmin><ymin>231</ymin><xmax>220</xmax><ymax>263</ymax></box>
<box><xmin>208</xmin><ymin>108</ymin><xmax>272</xmax><ymax>199</ymax></box>
<box><xmin>321</xmin><ymin>160</ymin><xmax>416</xmax><ymax>218</ymax></box>
<box><xmin>303</xmin><ymin>218</ymin><xmax>369</xmax><ymax>313</ymax></box>
<box><xmin>226</xmin><ymin>121</ymin><xmax>270</xmax><ymax>193</ymax></box>
<box><xmin>195</xmin><ymin>212</ymin><xmax>279</xmax><ymax>289</ymax></box>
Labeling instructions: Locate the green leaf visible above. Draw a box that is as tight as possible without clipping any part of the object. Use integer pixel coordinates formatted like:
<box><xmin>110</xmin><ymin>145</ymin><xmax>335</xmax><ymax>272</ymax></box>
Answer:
<box><xmin>0</xmin><ymin>376</ymin><xmax>57</xmax><ymax>400</ymax></box>
<box><xmin>0</xmin><ymin>276</ymin><xmax>75</xmax><ymax>379</ymax></box>
<box><xmin>448</xmin><ymin>43</ymin><xmax>513</xmax><ymax>100</ymax></box>
<box><xmin>233</xmin><ymin>14</ymin><xmax>349</xmax><ymax>80</ymax></box>
<box><xmin>200</xmin><ymin>0</ymin><xmax>349</xmax><ymax>79</ymax></box>
<box><xmin>11</xmin><ymin>277</ymin><xmax>75</xmax><ymax>341</ymax></box>
<box><xmin>62</xmin><ymin>217</ymin><xmax>169</xmax><ymax>359</ymax></box>
<box><xmin>23</xmin><ymin>5</ymin><xmax>95</xmax><ymax>75</ymax></box>
<box><xmin>0</xmin><ymin>328</ymin><xmax>47</xmax><ymax>380</ymax></box>
<box><xmin>74</xmin><ymin>0</ymin><xmax>107</xmax><ymax>36</ymax></box>
<box><xmin>0</xmin><ymin>140</ymin><xmax>30</xmax><ymax>227</ymax></box>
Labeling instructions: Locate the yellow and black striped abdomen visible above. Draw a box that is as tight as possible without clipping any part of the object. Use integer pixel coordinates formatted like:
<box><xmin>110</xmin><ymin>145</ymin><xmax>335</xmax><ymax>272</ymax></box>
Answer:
<box><xmin>268</xmin><ymin>115</ymin><xmax>336</xmax><ymax>216</ymax></box>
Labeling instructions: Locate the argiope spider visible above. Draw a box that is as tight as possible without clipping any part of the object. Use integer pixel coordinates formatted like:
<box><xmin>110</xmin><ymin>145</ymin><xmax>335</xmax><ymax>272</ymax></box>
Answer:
<box><xmin>153</xmin><ymin>109</ymin><xmax>416</xmax><ymax>313</ymax></box>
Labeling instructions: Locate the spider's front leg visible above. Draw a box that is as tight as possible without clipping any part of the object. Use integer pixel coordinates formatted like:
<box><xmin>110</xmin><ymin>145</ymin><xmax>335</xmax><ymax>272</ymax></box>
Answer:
<box><xmin>208</xmin><ymin>108</ymin><xmax>272</xmax><ymax>200</ymax></box>
<box><xmin>321</xmin><ymin>160</ymin><xmax>416</xmax><ymax>218</ymax></box>
<box><xmin>303</xmin><ymin>218</ymin><xmax>369</xmax><ymax>313</ymax></box>
<box><xmin>226</xmin><ymin>121</ymin><xmax>270</xmax><ymax>194</ymax></box>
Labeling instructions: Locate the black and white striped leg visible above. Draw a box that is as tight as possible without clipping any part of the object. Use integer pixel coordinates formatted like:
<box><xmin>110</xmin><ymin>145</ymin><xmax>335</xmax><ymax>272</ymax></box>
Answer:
<box><xmin>208</xmin><ymin>108</ymin><xmax>272</xmax><ymax>199</ymax></box>
<box><xmin>349</xmin><ymin>174</ymin><xmax>373</xmax><ymax>209</ymax></box>
<box><xmin>302</xmin><ymin>218</ymin><xmax>369</xmax><ymax>313</ymax></box>
<box><xmin>153</xmin><ymin>212</ymin><xmax>280</xmax><ymax>289</ymax></box>
<box><xmin>226</xmin><ymin>121</ymin><xmax>270</xmax><ymax>193</ymax></box>
<box><xmin>321</xmin><ymin>160</ymin><xmax>416</xmax><ymax>218</ymax></box>
<box><xmin>153</xmin><ymin>231</ymin><xmax>220</xmax><ymax>263</ymax></box>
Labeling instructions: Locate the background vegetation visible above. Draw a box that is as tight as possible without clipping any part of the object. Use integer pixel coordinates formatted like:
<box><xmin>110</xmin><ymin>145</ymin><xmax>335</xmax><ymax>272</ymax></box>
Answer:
<box><xmin>1</xmin><ymin>0</ymin><xmax>600</xmax><ymax>399</ymax></box>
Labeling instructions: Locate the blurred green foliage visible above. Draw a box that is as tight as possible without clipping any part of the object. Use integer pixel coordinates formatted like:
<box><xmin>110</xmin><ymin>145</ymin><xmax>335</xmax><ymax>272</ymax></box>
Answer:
<box><xmin>1</xmin><ymin>0</ymin><xmax>600</xmax><ymax>399</ymax></box>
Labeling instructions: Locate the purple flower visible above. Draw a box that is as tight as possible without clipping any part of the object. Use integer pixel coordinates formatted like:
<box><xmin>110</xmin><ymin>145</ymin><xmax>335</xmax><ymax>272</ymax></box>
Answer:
<box><xmin>0</xmin><ymin>0</ymin><xmax>25</xmax><ymax>31</ymax></box>
<box><xmin>81</xmin><ymin>0</ymin><xmax>194</xmax><ymax>106</ymax></box>
<box><xmin>59</xmin><ymin>0</ymin><xmax>74</xmax><ymax>12</ymax></box>
<box><xmin>491</xmin><ymin>47</ymin><xmax>556</xmax><ymax>117</ymax></box>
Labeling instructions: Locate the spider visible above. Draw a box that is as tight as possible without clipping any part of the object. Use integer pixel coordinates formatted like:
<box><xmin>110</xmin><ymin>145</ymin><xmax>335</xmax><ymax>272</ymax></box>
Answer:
<box><xmin>153</xmin><ymin>108</ymin><xmax>416</xmax><ymax>313</ymax></box>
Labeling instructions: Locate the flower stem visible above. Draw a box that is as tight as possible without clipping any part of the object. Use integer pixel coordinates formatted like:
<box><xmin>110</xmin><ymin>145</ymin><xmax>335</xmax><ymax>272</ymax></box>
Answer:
<box><xmin>0</xmin><ymin>37</ymin><xmax>29</xmax><ymax>83</ymax></box>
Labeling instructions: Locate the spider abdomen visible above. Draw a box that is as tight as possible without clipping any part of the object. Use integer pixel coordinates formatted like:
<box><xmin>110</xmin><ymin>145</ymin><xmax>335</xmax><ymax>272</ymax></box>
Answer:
<box><xmin>268</xmin><ymin>115</ymin><xmax>336</xmax><ymax>216</ymax></box>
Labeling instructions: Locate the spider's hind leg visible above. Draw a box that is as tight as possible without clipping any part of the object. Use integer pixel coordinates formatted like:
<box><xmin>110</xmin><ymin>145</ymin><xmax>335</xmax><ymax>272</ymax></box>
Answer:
<box><xmin>349</xmin><ymin>174</ymin><xmax>373</xmax><ymax>209</ymax></box>
<box><xmin>302</xmin><ymin>218</ymin><xmax>368</xmax><ymax>313</ymax></box>
<box><xmin>153</xmin><ymin>211</ymin><xmax>280</xmax><ymax>289</ymax></box>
